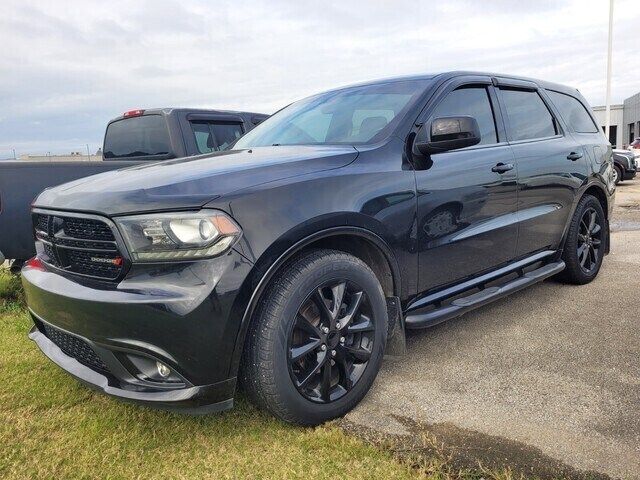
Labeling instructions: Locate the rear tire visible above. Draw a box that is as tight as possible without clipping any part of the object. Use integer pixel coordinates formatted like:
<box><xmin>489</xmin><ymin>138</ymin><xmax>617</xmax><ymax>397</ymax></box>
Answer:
<box><xmin>558</xmin><ymin>195</ymin><xmax>606</xmax><ymax>285</ymax></box>
<box><xmin>241</xmin><ymin>249</ymin><xmax>387</xmax><ymax>425</ymax></box>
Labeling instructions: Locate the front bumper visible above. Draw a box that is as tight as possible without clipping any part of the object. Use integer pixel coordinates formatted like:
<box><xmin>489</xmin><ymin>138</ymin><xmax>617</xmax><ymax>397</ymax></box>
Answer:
<box><xmin>22</xmin><ymin>250</ymin><xmax>253</xmax><ymax>413</ymax></box>
<box><xmin>623</xmin><ymin>168</ymin><xmax>637</xmax><ymax>180</ymax></box>
<box><xmin>28</xmin><ymin>320</ymin><xmax>234</xmax><ymax>413</ymax></box>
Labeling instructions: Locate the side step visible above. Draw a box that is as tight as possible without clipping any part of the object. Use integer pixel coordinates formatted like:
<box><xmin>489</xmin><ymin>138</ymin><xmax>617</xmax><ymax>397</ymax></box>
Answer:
<box><xmin>405</xmin><ymin>261</ymin><xmax>565</xmax><ymax>329</ymax></box>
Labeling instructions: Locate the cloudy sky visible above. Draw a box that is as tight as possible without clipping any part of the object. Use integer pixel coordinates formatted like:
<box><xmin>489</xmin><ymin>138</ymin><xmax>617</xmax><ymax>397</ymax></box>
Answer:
<box><xmin>1</xmin><ymin>0</ymin><xmax>639</xmax><ymax>158</ymax></box>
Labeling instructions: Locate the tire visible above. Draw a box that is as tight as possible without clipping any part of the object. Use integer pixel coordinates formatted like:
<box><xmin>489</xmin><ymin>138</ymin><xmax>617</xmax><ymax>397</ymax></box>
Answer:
<box><xmin>613</xmin><ymin>165</ymin><xmax>622</xmax><ymax>185</ymax></box>
<box><xmin>558</xmin><ymin>195</ymin><xmax>606</xmax><ymax>285</ymax></box>
<box><xmin>9</xmin><ymin>259</ymin><xmax>25</xmax><ymax>275</ymax></box>
<box><xmin>241</xmin><ymin>249</ymin><xmax>388</xmax><ymax>425</ymax></box>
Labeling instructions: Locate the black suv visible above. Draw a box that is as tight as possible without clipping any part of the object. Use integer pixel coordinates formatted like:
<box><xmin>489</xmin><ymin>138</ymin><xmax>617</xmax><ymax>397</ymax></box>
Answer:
<box><xmin>22</xmin><ymin>72</ymin><xmax>614</xmax><ymax>425</ymax></box>
<box><xmin>612</xmin><ymin>149</ymin><xmax>637</xmax><ymax>184</ymax></box>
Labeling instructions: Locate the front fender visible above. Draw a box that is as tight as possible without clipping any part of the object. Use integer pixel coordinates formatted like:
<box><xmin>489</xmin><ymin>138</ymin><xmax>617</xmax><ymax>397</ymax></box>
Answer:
<box><xmin>225</xmin><ymin>221</ymin><xmax>403</xmax><ymax>378</ymax></box>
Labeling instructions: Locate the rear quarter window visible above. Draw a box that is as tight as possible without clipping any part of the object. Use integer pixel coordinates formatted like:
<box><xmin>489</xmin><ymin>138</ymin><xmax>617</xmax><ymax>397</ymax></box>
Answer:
<box><xmin>103</xmin><ymin>115</ymin><xmax>171</xmax><ymax>159</ymax></box>
<box><xmin>546</xmin><ymin>90</ymin><xmax>598</xmax><ymax>133</ymax></box>
<box><xmin>190</xmin><ymin>121</ymin><xmax>244</xmax><ymax>153</ymax></box>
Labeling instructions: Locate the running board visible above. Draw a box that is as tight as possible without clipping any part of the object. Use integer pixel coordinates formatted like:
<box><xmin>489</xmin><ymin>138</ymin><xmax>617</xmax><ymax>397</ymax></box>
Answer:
<box><xmin>404</xmin><ymin>260</ymin><xmax>565</xmax><ymax>329</ymax></box>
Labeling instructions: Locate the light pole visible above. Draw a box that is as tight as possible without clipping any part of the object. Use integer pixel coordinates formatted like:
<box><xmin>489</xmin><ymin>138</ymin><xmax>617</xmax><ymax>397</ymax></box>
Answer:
<box><xmin>604</xmin><ymin>0</ymin><xmax>614</xmax><ymax>143</ymax></box>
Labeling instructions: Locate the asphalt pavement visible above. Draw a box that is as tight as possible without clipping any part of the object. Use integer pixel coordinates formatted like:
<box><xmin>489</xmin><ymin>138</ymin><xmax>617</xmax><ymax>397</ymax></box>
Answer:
<box><xmin>343</xmin><ymin>179</ymin><xmax>640</xmax><ymax>479</ymax></box>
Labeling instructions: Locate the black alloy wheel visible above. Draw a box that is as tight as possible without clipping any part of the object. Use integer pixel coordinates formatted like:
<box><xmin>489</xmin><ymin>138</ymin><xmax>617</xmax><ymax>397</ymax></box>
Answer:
<box><xmin>576</xmin><ymin>207</ymin><xmax>602</xmax><ymax>274</ymax></box>
<box><xmin>288</xmin><ymin>280</ymin><xmax>375</xmax><ymax>403</ymax></box>
<box><xmin>241</xmin><ymin>249</ymin><xmax>387</xmax><ymax>425</ymax></box>
<box><xmin>558</xmin><ymin>194</ymin><xmax>606</xmax><ymax>285</ymax></box>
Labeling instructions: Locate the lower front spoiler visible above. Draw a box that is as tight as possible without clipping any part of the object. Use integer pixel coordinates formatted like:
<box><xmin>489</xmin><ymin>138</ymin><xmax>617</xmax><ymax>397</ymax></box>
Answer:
<box><xmin>28</xmin><ymin>325</ymin><xmax>234</xmax><ymax>415</ymax></box>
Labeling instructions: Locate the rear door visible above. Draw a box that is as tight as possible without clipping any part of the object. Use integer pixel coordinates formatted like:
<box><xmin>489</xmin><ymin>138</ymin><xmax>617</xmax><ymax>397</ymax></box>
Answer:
<box><xmin>495</xmin><ymin>78</ymin><xmax>589</xmax><ymax>257</ymax></box>
<box><xmin>545</xmin><ymin>88</ymin><xmax>610</xmax><ymax>170</ymax></box>
<box><xmin>414</xmin><ymin>75</ymin><xmax>519</xmax><ymax>293</ymax></box>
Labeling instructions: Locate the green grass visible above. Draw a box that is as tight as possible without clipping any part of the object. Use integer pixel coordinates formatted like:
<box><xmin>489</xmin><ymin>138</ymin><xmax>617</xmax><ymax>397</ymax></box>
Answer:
<box><xmin>0</xmin><ymin>268</ymin><xmax>526</xmax><ymax>480</ymax></box>
<box><xmin>0</xmin><ymin>269</ymin><xmax>421</xmax><ymax>480</ymax></box>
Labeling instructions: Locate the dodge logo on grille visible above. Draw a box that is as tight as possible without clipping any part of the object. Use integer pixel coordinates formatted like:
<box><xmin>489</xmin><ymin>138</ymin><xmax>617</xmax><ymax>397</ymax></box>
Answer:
<box><xmin>90</xmin><ymin>256</ymin><xmax>123</xmax><ymax>266</ymax></box>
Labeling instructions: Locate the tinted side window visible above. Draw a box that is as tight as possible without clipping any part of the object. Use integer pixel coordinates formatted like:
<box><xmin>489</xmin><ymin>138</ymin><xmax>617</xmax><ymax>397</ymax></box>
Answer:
<box><xmin>191</xmin><ymin>122</ymin><xmax>244</xmax><ymax>153</ymax></box>
<box><xmin>546</xmin><ymin>90</ymin><xmax>598</xmax><ymax>133</ymax></box>
<box><xmin>192</xmin><ymin>122</ymin><xmax>215</xmax><ymax>153</ymax></box>
<box><xmin>103</xmin><ymin>115</ymin><xmax>171</xmax><ymax>159</ymax></box>
<box><xmin>500</xmin><ymin>89</ymin><xmax>557</xmax><ymax>141</ymax></box>
<box><xmin>431</xmin><ymin>86</ymin><xmax>497</xmax><ymax>145</ymax></box>
<box><xmin>211</xmin><ymin>123</ymin><xmax>244</xmax><ymax>150</ymax></box>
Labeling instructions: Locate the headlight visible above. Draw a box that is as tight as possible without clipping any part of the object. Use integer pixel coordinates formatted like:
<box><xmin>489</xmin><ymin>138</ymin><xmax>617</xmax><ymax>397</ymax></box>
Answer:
<box><xmin>114</xmin><ymin>210</ymin><xmax>241</xmax><ymax>262</ymax></box>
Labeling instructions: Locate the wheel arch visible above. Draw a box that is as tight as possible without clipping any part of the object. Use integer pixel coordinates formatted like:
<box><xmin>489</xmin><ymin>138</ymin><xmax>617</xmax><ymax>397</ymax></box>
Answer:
<box><xmin>228</xmin><ymin>226</ymin><xmax>402</xmax><ymax>377</ymax></box>
<box><xmin>583</xmin><ymin>183</ymin><xmax>610</xmax><ymax>220</ymax></box>
<box><xmin>558</xmin><ymin>181</ymin><xmax>611</xmax><ymax>258</ymax></box>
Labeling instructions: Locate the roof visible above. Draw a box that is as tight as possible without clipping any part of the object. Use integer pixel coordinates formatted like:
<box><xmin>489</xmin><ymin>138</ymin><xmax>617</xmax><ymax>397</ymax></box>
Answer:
<box><xmin>107</xmin><ymin>108</ymin><xmax>267</xmax><ymax>124</ymax></box>
<box><xmin>330</xmin><ymin>71</ymin><xmax>582</xmax><ymax>96</ymax></box>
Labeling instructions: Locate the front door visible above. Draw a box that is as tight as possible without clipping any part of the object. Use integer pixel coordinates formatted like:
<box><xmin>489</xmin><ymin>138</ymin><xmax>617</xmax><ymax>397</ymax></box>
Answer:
<box><xmin>414</xmin><ymin>79</ymin><xmax>519</xmax><ymax>293</ymax></box>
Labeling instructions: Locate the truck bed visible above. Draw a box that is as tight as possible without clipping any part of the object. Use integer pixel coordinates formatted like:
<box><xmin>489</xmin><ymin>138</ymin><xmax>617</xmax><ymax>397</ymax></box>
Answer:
<box><xmin>0</xmin><ymin>161</ymin><xmax>138</xmax><ymax>261</ymax></box>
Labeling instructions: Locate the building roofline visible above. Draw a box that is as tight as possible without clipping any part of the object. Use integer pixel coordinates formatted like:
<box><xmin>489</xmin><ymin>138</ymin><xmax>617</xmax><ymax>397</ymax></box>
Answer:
<box><xmin>592</xmin><ymin>104</ymin><xmax>625</xmax><ymax>110</ymax></box>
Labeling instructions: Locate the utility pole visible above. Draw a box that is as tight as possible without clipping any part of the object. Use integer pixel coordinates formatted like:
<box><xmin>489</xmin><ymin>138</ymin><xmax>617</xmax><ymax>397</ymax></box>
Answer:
<box><xmin>86</xmin><ymin>144</ymin><xmax>90</xmax><ymax>161</ymax></box>
<box><xmin>12</xmin><ymin>148</ymin><xmax>16</xmax><ymax>160</ymax></box>
<box><xmin>604</xmin><ymin>0</ymin><xmax>614</xmax><ymax>143</ymax></box>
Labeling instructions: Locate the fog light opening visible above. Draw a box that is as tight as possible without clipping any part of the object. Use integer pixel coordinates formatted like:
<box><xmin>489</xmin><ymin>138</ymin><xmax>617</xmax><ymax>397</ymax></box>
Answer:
<box><xmin>156</xmin><ymin>361</ymin><xmax>171</xmax><ymax>378</ymax></box>
<box><xmin>122</xmin><ymin>353</ymin><xmax>184</xmax><ymax>385</ymax></box>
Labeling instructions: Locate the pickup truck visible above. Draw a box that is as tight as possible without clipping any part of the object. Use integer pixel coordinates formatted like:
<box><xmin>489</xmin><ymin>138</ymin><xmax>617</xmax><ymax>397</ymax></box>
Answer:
<box><xmin>0</xmin><ymin>108</ymin><xmax>267</xmax><ymax>266</ymax></box>
<box><xmin>612</xmin><ymin>149</ymin><xmax>637</xmax><ymax>184</ymax></box>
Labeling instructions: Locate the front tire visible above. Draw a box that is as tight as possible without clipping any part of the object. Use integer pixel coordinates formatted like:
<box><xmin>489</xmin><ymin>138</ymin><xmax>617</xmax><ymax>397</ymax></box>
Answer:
<box><xmin>613</xmin><ymin>165</ymin><xmax>622</xmax><ymax>185</ymax></box>
<box><xmin>241</xmin><ymin>249</ymin><xmax>387</xmax><ymax>425</ymax></box>
<box><xmin>558</xmin><ymin>194</ymin><xmax>606</xmax><ymax>285</ymax></box>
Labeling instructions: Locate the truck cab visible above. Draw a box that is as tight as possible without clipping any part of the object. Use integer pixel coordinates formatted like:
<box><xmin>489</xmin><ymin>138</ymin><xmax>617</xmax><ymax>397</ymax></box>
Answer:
<box><xmin>103</xmin><ymin>108</ymin><xmax>268</xmax><ymax>161</ymax></box>
<box><xmin>0</xmin><ymin>108</ymin><xmax>267</xmax><ymax>265</ymax></box>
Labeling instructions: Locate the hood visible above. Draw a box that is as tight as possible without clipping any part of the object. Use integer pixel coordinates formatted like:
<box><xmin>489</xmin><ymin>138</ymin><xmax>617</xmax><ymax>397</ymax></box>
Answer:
<box><xmin>34</xmin><ymin>145</ymin><xmax>358</xmax><ymax>216</ymax></box>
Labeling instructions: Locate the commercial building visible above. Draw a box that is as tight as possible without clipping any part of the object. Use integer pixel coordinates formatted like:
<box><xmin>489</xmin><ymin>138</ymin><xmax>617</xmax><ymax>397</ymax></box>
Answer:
<box><xmin>593</xmin><ymin>91</ymin><xmax>640</xmax><ymax>149</ymax></box>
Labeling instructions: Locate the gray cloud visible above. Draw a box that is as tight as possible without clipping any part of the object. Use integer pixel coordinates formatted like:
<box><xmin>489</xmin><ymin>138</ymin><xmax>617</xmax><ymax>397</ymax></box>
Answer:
<box><xmin>0</xmin><ymin>0</ymin><xmax>638</xmax><ymax>157</ymax></box>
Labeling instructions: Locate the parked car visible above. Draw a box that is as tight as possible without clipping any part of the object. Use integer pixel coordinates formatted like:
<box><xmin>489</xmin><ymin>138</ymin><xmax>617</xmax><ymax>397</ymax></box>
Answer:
<box><xmin>21</xmin><ymin>72</ymin><xmax>614</xmax><ymax>425</ymax></box>
<box><xmin>0</xmin><ymin>108</ymin><xmax>267</xmax><ymax>266</ymax></box>
<box><xmin>612</xmin><ymin>149</ymin><xmax>637</xmax><ymax>183</ymax></box>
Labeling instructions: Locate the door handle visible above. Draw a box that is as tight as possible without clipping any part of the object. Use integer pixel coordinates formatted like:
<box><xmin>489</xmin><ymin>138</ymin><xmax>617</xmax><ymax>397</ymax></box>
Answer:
<box><xmin>491</xmin><ymin>162</ymin><xmax>514</xmax><ymax>173</ymax></box>
<box><xmin>567</xmin><ymin>152</ymin><xmax>583</xmax><ymax>161</ymax></box>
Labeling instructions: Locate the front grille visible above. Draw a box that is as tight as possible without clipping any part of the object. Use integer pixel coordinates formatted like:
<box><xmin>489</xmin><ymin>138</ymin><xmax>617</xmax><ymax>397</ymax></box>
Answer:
<box><xmin>43</xmin><ymin>243</ymin><xmax>58</xmax><ymax>265</ymax></box>
<box><xmin>34</xmin><ymin>212</ymin><xmax>125</xmax><ymax>280</ymax></box>
<box><xmin>40</xmin><ymin>322</ymin><xmax>109</xmax><ymax>373</ymax></box>
<box><xmin>62</xmin><ymin>217</ymin><xmax>115</xmax><ymax>241</ymax></box>
<box><xmin>36</xmin><ymin>214</ymin><xmax>49</xmax><ymax>233</ymax></box>
<box><xmin>67</xmin><ymin>249</ymin><xmax>122</xmax><ymax>278</ymax></box>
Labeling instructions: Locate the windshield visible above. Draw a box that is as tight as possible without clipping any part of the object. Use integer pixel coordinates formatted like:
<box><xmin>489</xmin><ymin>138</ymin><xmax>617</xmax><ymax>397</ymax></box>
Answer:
<box><xmin>103</xmin><ymin>115</ymin><xmax>171</xmax><ymax>159</ymax></box>
<box><xmin>234</xmin><ymin>79</ymin><xmax>429</xmax><ymax>148</ymax></box>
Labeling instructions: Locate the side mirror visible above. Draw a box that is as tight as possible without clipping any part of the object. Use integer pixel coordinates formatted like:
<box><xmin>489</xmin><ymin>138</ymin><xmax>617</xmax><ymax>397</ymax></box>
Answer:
<box><xmin>414</xmin><ymin>116</ymin><xmax>481</xmax><ymax>155</ymax></box>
